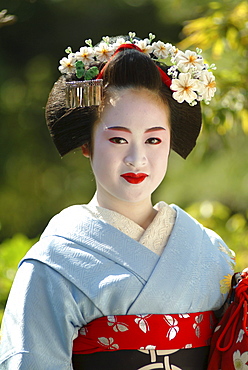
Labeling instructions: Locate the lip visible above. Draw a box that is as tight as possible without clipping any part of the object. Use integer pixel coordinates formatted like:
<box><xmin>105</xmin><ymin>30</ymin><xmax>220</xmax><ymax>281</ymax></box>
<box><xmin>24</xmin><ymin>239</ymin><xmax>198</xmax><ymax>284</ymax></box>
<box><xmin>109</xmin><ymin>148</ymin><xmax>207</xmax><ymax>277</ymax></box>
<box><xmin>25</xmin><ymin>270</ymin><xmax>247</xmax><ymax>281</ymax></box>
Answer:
<box><xmin>121</xmin><ymin>172</ymin><xmax>148</xmax><ymax>184</ymax></box>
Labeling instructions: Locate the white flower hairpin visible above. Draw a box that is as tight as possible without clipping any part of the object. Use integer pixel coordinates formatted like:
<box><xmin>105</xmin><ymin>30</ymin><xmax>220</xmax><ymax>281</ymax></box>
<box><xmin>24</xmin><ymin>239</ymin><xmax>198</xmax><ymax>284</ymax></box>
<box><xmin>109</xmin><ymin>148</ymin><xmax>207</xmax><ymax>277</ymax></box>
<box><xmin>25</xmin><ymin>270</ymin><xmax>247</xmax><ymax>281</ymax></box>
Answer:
<box><xmin>58</xmin><ymin>32</ymin><xmax>216</xmax><ymax>106</ymax></box>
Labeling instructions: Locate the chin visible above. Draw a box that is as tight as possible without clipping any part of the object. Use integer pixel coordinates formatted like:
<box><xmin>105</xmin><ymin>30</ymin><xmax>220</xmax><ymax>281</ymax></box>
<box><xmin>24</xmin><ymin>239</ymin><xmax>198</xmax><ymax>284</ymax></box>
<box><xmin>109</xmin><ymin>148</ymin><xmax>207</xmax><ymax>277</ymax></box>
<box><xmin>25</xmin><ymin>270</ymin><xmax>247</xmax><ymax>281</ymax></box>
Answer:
<box><xmin>118</xmin><ymin>193</ymin><xmax>152</xmax><ymax>204</ymax></box>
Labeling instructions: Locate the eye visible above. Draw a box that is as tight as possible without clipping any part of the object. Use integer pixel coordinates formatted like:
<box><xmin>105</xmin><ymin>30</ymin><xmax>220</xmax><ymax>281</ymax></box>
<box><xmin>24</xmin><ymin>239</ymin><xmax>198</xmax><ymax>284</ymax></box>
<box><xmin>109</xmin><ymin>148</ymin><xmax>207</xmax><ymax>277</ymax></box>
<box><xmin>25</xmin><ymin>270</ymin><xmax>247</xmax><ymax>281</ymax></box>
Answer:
<box><xmin>109</xmin><ymin>137</ymin><xmax>128</xmax><ymax>144</ymax></box>
<box><xmin>145</xmin><ymin>137</ymin><xmax>162</xmax><ymax>145</ymax></box>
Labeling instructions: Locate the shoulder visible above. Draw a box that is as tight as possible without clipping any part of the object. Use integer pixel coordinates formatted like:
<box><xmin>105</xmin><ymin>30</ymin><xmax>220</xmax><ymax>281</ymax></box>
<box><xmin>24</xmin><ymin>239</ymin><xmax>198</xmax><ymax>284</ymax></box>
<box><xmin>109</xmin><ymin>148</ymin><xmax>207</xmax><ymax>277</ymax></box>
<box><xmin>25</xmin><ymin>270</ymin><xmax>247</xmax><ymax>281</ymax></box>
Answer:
<box><xmin>40</xmin><ymin>204</ymin><xmax>94</xmax><ymax>238</ymax></box>
<box><xmin>44</xmin><ymin>204</ymin><xmax>90</xmax><ymax>225</ymax></box>
<box><xmin>171</xmin><ymin>203</ymin><xmax>235</xmax><ymax>267</ymax></box>
<box><xmin>170</xmin><ymin>204</ymin><xmax>205</xmax><ymax>231</ymax></box>
<box><xmin>19</xmin><ymin>204</ymin><xmax>96</xmax><ymax>272</ymax></box>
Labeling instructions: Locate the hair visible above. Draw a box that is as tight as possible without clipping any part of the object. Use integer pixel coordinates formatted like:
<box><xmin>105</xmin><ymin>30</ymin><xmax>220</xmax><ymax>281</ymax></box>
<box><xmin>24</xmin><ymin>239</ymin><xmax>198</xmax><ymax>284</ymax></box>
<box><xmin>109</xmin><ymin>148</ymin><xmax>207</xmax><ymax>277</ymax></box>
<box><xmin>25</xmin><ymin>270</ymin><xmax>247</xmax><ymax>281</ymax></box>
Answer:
<box><xmin>45</xmin><ymin>49</ymin><xmax>202</xmax><ymax>159</ymax></box>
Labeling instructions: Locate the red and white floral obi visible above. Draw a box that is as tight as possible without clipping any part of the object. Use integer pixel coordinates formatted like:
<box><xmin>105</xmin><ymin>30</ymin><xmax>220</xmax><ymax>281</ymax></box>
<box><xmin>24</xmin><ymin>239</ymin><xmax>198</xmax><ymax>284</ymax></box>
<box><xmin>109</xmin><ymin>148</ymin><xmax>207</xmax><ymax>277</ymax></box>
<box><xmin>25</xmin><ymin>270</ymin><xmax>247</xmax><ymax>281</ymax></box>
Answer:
<box><xmin>72</xmin><ymin>311</ymin><xmax>217</xmax><ymax>370</ymax></box>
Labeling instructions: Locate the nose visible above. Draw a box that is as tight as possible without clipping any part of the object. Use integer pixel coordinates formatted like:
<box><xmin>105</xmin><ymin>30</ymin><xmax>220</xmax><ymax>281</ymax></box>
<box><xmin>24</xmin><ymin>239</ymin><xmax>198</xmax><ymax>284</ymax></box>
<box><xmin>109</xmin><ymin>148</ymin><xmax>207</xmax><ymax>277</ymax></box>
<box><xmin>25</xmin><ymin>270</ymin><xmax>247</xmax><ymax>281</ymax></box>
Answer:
<box><xmin>124</xmin><ymin>144</ymin><xmax>147</xmax><ymax>168</ymax></box>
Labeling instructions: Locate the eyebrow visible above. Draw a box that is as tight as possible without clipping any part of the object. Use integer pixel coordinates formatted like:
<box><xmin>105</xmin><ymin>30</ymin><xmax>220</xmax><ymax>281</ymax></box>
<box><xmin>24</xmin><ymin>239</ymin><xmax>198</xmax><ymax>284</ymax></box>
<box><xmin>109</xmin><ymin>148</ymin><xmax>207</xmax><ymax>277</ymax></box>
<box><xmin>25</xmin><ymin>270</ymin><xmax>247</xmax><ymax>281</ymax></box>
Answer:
<box><xmin>106</xmin><ymin>126</ymin><xmax>166</xmax><ymax>133</ymax></box>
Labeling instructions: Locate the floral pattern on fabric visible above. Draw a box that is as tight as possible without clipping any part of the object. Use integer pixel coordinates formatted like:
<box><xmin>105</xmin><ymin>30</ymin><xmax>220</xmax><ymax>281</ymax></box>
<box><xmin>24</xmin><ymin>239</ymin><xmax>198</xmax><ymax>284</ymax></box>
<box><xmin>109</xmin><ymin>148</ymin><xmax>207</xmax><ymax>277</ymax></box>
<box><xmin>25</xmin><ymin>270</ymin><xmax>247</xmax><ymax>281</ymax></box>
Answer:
<box><xmin>219</xmin><ymin>274</ymin><xmax>233</xmax><ymax>294</ymax></box>
<box><xmin>218</xmin><ymin>241</ymin><xmax>236</xmax><ymax>270</ymax></box>
<box><xmin>233</xmin><ymin>350</ymin><xmax>248</xmax><ymax>370</ymax></box>
<box><xmin>135</xmin><ymin>315</ymin><xmax>152</xmax><ymax>333</ymax></box>
<box><xmin>208</xmin><ymin>273</ymin><xmax>248</xmax><ymax>370</ymax></box>
<box><xmin>107</xmin><ymin>315</ymin><xmax>129</xmax><ymax>332</ymax></box>
<box><xmin>73</xmin><ymin>311</ymin><xmax>216</xmax><ymax>355</ymax></box>
<box><xmin>164</xmin><ymin>315</ymin><xmax>180</xmax><ymax>341</ymax></box>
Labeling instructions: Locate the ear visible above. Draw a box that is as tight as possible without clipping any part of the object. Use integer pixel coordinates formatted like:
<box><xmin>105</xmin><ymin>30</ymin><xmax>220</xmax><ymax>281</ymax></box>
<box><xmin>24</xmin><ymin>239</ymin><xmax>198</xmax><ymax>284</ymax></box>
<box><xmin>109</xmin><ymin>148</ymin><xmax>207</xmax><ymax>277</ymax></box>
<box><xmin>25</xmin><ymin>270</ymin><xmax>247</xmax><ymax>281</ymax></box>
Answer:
<box><xmin>81</xmin><ymin>144</ymin><xmax>90</xmax><ymax>158</ymax></box>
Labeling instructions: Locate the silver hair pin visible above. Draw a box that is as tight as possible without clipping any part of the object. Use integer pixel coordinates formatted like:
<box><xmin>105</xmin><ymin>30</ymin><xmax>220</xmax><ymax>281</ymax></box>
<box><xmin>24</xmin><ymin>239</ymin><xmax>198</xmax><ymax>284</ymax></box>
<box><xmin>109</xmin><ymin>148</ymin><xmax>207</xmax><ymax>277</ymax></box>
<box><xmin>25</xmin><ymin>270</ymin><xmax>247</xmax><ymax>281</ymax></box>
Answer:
<box><xmin>65</xmin><ymin>79</ymin><xmax>103</xmax><ymax>108</ymax></box>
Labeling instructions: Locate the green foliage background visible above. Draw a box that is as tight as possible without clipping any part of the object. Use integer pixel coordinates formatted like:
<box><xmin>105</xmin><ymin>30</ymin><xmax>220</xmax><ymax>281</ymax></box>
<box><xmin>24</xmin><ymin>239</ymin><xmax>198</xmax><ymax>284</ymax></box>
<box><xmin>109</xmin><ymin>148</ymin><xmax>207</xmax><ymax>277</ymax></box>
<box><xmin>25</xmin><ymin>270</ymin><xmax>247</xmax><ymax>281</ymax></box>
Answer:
<box><xmin>0</xmin><ymin>0</ymin><xmax>247</xmax><ymax>322</ymax></box>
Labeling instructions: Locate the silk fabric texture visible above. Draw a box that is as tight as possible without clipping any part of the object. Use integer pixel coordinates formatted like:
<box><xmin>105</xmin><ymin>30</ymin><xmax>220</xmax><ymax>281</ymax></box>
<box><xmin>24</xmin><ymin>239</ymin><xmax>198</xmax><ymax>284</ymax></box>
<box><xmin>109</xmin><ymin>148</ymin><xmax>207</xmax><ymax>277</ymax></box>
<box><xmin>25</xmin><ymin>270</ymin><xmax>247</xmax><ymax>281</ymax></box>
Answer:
<box><xmin>0</xmin><ymin>203</ymin><xmax>234</xmax><ymax>369</ymax></box>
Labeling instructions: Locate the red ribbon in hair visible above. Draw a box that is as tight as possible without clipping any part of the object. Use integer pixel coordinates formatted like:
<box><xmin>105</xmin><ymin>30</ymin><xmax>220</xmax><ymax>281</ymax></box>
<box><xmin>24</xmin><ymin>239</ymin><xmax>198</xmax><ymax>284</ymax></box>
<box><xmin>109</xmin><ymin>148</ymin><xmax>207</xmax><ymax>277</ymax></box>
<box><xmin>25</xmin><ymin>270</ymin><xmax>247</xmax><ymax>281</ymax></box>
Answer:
<box><xmin>96</xmin><ymin>43</ymin><xmax>172</xmax><ymax>88</ymax></box>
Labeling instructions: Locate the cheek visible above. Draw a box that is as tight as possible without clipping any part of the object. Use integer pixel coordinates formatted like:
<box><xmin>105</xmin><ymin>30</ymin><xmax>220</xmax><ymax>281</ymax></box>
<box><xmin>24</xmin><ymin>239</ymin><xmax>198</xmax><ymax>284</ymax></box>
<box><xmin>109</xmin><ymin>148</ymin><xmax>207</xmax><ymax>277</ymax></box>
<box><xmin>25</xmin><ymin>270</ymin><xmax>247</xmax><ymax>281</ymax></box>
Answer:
<box><xmin>150</xmin><ymin>141</ymin><xmax>170</xmax><ymax>162</ymax></box>
<box><xmin>151</xmin><ymin>146</ymin><xmax>170</xmax><ymax>176</ymax></box>
<box><xmin>91</xmin><ymin>141</ymin><xmax>119</xmax><ymax>175</ymax></box>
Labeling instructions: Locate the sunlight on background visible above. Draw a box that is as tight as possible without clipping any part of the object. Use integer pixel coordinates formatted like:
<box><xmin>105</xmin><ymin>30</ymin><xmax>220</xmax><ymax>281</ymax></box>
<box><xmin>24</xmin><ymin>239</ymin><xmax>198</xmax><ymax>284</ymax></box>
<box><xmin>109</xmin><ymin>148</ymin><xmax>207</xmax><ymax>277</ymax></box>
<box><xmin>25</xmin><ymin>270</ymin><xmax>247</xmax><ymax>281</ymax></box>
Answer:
<box><xmin>0</xmin><ymin>0</ymin><xmax>247</xmax><ymax>322</ymax></box>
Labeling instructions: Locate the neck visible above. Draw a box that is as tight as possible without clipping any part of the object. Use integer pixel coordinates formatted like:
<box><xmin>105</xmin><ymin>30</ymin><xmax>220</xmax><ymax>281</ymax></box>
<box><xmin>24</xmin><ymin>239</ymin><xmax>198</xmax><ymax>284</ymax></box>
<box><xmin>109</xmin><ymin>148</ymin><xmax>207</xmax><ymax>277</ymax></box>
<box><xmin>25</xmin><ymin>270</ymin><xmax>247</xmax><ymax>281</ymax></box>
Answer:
<box><xmin>90</xmin><ymin>193</ymin><xmax>157</xmax><ymax>229</ymax></box>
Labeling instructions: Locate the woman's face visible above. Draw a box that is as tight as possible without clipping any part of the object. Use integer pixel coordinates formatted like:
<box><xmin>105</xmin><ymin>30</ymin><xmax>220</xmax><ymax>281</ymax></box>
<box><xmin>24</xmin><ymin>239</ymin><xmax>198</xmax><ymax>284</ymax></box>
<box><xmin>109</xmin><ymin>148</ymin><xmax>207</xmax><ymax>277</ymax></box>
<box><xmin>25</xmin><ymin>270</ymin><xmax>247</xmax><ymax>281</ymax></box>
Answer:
<box><xmin>86</xmin><ymin>88</ymin><xmax>171</xmax><ymax>208</ymax></box>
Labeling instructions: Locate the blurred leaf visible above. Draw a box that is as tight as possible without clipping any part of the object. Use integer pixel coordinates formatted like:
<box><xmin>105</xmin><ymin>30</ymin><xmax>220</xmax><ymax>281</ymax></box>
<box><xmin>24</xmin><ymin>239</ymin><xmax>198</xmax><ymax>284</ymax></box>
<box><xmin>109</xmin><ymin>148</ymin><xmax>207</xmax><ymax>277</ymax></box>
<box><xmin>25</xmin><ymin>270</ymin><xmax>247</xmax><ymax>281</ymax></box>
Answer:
<box><xmin>0</xmin><ymin>234</ymin><xmax>37</xmax><ymax>313</ymax></box>
<box><xmin>226</xmin><ymin>26</ymin><xmax>239</xmax><ymax>49</ymax></box>
<box><xmin>177</xmin><ymin>0</ymin><xmax>248</xmax><ymax>138</ymax></box>
<box><xmin>212</xmin><ymin>38</ymin><xmax>225</xmax><ymax>58</ymax></box>
<box><xmin>185</xmin><ymin>201</ymin><xmax>248</xmax><ymax>272</ymax></box>
<box><xmin>240</xmin><ymin>109</ymin><xmax>248</xmax><ymax>134</ymax></box>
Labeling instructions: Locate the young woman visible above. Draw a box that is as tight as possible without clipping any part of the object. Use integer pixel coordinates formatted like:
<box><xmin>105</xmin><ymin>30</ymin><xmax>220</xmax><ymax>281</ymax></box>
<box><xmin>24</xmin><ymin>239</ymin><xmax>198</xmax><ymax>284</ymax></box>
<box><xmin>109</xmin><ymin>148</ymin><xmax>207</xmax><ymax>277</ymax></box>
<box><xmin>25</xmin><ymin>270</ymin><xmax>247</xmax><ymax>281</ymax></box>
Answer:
<box><xmin>0</xmin><ymin>32</ymin><xmax>235</xmax><ymax>370</ymax></box>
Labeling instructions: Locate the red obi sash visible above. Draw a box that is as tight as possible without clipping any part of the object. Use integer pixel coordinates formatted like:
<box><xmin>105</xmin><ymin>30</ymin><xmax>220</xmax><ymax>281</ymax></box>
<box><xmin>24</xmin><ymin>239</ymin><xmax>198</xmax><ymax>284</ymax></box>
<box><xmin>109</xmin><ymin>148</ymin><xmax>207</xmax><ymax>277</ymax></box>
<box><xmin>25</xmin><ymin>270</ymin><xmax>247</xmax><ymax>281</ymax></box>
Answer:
<box><xmin>73</xmin><ymin>311</ymin><xmax>216</xmax><ymax>354</ymax></box>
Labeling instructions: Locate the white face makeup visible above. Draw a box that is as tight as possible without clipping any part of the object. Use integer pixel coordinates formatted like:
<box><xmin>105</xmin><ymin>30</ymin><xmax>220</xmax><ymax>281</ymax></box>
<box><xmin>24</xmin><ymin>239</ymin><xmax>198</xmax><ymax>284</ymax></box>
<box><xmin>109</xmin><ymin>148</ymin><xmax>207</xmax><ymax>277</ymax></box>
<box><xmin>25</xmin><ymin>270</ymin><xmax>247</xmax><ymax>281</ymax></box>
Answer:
<box><xmin>88</xmin><ymin>88</ymin><xmax>171</xmax><ymax>210</ymax></box>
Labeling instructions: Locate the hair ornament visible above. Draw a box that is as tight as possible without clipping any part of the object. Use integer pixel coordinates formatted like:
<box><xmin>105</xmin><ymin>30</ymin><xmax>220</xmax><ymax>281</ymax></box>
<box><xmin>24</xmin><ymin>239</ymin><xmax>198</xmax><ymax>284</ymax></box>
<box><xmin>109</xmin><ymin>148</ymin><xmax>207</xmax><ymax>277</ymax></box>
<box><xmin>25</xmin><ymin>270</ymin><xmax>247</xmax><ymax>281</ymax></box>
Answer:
<box><xmin>59</xmin><ymin>32</ymin><xmax>216</xmax><ymax>106</ymax></box>
<box><xmin>65</xmin><ymin>80</ymin><xmax>103</xmax><ymax>108</ymax></box>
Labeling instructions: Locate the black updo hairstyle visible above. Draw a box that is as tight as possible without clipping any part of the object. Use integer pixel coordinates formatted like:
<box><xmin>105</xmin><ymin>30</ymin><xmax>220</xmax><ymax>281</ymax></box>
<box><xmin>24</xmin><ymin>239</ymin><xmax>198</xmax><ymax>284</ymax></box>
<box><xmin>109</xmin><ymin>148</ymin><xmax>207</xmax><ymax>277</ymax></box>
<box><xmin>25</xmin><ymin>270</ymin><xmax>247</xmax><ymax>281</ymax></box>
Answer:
<box><xmin>45</xmin><ymin>48</ymin><xmax>202</xmax><ymax>159</ymax></box>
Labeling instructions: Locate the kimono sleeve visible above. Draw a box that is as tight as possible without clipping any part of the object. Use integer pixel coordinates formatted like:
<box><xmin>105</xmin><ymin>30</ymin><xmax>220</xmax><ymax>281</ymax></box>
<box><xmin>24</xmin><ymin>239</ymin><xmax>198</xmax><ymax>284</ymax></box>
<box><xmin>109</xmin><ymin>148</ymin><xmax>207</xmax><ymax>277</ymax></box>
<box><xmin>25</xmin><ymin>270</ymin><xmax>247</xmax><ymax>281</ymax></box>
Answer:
<box><xmin>0</xmin><ymin>259</ymin><xmax>87</xmax><ymax>369</ymax></box>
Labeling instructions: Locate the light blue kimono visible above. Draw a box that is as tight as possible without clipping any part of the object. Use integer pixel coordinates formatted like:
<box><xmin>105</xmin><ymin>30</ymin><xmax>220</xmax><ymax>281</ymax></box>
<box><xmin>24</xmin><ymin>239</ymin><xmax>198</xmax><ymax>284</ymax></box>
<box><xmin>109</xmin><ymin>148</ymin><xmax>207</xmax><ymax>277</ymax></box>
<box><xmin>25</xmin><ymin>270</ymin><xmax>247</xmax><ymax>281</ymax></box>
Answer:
<box><xmin>0</xmin><ymin>204</ymin><xmax>234</xmax><ymax>369</ymax></box>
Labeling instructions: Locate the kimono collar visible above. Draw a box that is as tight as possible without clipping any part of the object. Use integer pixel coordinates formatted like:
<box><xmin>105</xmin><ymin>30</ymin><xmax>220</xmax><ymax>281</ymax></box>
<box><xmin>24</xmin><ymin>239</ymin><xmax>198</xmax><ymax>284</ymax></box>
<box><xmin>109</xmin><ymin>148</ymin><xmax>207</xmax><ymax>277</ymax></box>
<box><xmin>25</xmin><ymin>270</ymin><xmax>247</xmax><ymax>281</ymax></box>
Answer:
<box><xmin>84</xmin><ymin>200</ymin><xmax>176</xmax><ymax>255</ymax></box>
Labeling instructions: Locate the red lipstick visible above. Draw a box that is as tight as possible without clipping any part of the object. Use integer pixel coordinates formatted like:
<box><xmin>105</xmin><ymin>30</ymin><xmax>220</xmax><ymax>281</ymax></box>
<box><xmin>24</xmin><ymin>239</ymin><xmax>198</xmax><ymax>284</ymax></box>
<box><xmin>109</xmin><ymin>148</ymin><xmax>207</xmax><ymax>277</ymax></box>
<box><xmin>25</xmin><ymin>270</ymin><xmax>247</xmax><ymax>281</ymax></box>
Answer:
<box><xmin>121</xmin><ymin>173</ymin><xmax>148</xmax><ymax>184</ymax></box>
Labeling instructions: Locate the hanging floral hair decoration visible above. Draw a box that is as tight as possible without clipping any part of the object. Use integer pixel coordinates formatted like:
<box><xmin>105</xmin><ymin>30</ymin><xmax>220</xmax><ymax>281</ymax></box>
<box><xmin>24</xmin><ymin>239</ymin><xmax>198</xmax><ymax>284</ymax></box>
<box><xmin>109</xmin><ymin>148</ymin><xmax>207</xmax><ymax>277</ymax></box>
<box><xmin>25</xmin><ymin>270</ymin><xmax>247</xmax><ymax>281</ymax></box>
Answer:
<box><xmin>58</xmin><ymin>32</ymin><xmax>216</xmax><ymax>107</ymax></box>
